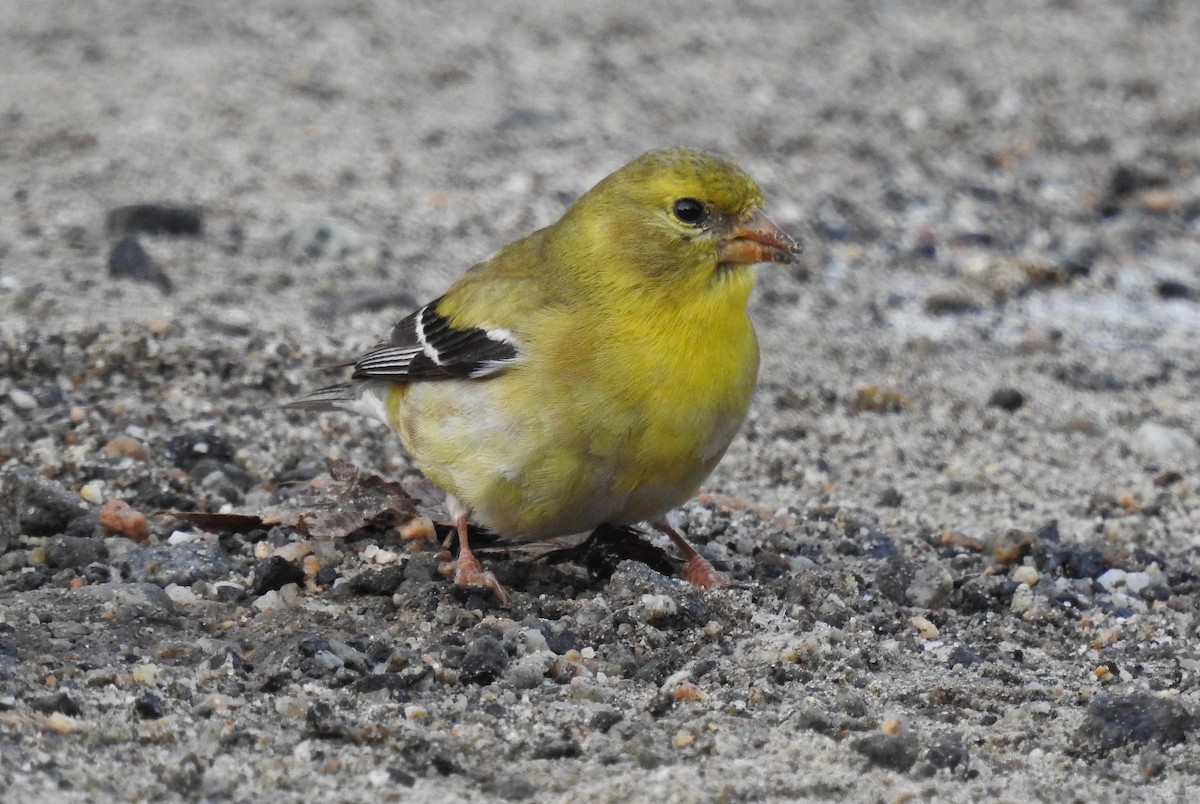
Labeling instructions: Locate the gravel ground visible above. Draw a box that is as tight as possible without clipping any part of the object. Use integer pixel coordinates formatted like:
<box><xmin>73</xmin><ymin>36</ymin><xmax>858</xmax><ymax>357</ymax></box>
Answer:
<box><xmin>3</xmin><ymin>1</ymin><xmax>1200</xmax><ymax>801</ymax></box>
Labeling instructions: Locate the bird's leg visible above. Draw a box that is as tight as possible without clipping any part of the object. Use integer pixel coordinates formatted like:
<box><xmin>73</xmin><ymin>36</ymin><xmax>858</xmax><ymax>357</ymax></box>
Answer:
<box><xmin>451</xmin><ymin>514</ymin><xmax>510</xmax><ymax>604</ymax></box>
<box><xmin>654</xmin><ymin>520</ymin><xmax>728</xmax><ymax>588</ymax></box>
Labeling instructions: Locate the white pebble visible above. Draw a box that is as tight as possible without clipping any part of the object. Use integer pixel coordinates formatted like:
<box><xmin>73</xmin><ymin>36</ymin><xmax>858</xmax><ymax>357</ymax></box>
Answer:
<box><xmin>634</xmin><ymin>594</ymin><xmax>678</xmax><ymax>621</ymax></box>
<box><xmin>1096</xmin><ymin>568</ymin><xmax>1127</xmax><ymax>592</ymax></box>
<box><xmin>8</xmin><ymin>388</ymin><xmax>37</xmax><ymax>410</ymax></box>
<box><xmin>80</xmin><ymin>481</ymin><xmax>105</xmax><ymax>504</ymax></box>
<box><xmin>253</xmin><ymin>590</ymin><xmax>284</xmax><ymax>612</ymax></box>
<box><xmin>1124</xmin><ymin>572</ymin><xmax>1150</xmax><ymax>594</ymax></box>
<box><xmin>164</xmin><ymin>584</ymin><xmax>198</xmax><ymax>605</ymax></box>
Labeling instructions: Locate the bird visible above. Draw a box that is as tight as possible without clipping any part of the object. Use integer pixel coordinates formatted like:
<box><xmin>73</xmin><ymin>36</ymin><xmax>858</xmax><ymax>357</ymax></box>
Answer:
<box><xmin>289</xmin><ymin>148</ymin><xmax>800</xmax><ymax>602</ymax></box>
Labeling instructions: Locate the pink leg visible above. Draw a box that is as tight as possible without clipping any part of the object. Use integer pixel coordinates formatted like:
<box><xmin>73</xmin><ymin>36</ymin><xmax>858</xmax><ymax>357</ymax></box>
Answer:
<box><xmin>654</xmin><ymin>521</ymin><xmax>728</xmax><ymax>588</ymax></box>
<box><xmin>452</xmin><ymin>514</ymin><xmax>510</xmax><ymax>604</ymax></box>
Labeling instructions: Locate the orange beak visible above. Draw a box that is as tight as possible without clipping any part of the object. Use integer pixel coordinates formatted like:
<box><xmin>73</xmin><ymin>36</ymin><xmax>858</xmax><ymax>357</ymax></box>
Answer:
<box><xmin>717</xmin><ymin>208</ymin><xmax>802</xmax><ymax>266</ymax></box>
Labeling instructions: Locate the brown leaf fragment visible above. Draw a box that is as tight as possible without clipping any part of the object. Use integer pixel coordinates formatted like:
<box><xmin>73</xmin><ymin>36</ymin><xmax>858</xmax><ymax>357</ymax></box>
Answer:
<box><xmin>163</xmin><ymin>460</ymin><xmax>419</xmax><ymax>541</ymax></box>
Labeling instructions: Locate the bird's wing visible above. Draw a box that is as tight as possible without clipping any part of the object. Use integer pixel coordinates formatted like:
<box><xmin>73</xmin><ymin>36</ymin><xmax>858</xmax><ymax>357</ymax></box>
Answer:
<box><xmin>351</xmin><ymin>296</ymin><xmax>520</xmax><ymax>382</ymax></box>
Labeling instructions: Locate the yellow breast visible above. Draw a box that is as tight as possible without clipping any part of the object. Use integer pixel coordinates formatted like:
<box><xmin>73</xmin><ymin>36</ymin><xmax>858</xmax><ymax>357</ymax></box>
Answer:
<box><xmin>390</xmin><ymin>267</ymin><xmax>760</xmax><ymax>540</ymax></box>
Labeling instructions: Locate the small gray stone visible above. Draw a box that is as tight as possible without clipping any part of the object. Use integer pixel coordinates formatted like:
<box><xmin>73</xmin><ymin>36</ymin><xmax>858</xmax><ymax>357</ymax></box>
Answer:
<box><xmin>854</xmin><ymin>732</ymin><xmax>920</xmax><ymax>772</ymax></box>
<box><xmin>45</xmin><ymin>535</ymin><xmax>108</xmax><ymax>569</ymax></box>
<box><xmin>0</xmin><ymin>466</ymin><xmax>89</xmax><ymax>541</ymax></box>
<box><xmin>1076</xmin><ymin>693</ymin><xmax>1195</xmax><ymax>753</ymax></box>
<box><xmin>124</xmin><ymin>543</ymin><xmax>235</xmax><ymax>587</ymax></box>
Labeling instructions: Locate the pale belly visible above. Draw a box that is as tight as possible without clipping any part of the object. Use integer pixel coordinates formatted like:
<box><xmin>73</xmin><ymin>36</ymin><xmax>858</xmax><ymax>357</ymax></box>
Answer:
<box><xmin>387</xmin><ymin>361</ymin><xmax>754</xmax><ymax>541</ymax></box>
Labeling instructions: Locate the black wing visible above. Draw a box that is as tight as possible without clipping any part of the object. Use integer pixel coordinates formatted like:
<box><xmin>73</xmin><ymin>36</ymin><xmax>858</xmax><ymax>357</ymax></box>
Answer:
<box><xmin>351</xmin><ymin>297</ymin><xmax>520</xmax><ymax>382</ymax></box>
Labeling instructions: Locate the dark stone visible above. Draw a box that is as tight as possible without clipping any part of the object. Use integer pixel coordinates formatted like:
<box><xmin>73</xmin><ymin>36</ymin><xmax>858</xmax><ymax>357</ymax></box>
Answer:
<box><xmin>647</xmin><ymin>691</ymin><xmax>675</xmax><ymax>717</ymax></box>
<box><xmin>353</xmin><ymin>674</ymin><xmax>410</xmax><ymax>698</ymax></box>
<box><xmin>164</xmin><ymin>433</ymin><xmax>236</xmax><ymax>471</ymax></box>
<box><xmin>348</xmin><ymin>565</ymin><xmax>405</xmax><ymax>596</ymax></box>
<box><xmin>45</xmin><ymin>535</ymin><xmax>109</xmax><ymax>569</ymax></box>
<box><xmin>252</xmin><ymin>556</ymin><xmax>305</xmax><ymax>594</ymax></box>
<box><xmin>590</xmin><ymin>709</ymin><xmax>623</xmax><ymax>733</ymax></box>
<box><xmin>925</xmin><ymin>732</ymin><xmax>969</xmax><ymax>771</ymax></box>
<box><xmin>460</xmin><ymin>635</ymin><xmax>508</xmax><ymax>685</ymax></box>
<box><xmin>530</xmin><ymin>739</ymin><xmax>581</xmax><ymax>760</ymax></box>
<box><xmin>297</xmin><ymin>634</ymin><xmax>331</xmax><ymax>657</ymax></box>
<box><xmin>0</xmin><ymin>467</ymin><xmax>88</xmax><ymax>539</ymax></box>
<box><xmin>314</xmin><ymin>566</ymin><xmax>340</xmax><ymax>586</ymax></box>
<box><xmin>877</xmin><ymin>487</ymin><xmax>903</xmax><ymax>507</ymax></box>
<box><xmin>1156</xmin><ymin>280</ymin><xmax>1194</xmax><ymax>300</ymax></box>
<box><xmin>924</xmin><ymin>294</ymin><xmax>982</xmax><ymax>316</ymax></box>
<box><xmin>1036</xmin><ymin>545</ymin><xmax>1108</xmax><ymax>580</ymax></box>
<box><xmin>106</xmin><ymin>204</ymin><xmax>203</xmax><ymax>237</ymax></box>
<box><xmin>133</xmin><ymin>692</ymin><xmax>165</xmax><ymax>719</ymax></box>
<box><xmin>82</xmin><ymin>562</ymin><xmax>112</xmax><ymax>583</ymax></box>
<box><xmin>988</xmin><ymin>388</ymin><xmax>1026</xmax><ymax>411</ymax></box>
<box><xmin>107</xmin><ymin>235</ymin><xmax>173</xmax><ymax>293</ymax></box>
<box><xmin>1076</xmin><ymin>693</ymin><xmax>1195</xmax><ymax>753</ymax></box>
<box><xmin>875</xmin><ymin>557</ymin><xmax>917</xmax><ymax>605</ymax></box>
<box><xmin>947</xmin><ymin>645</ymin><xmax>984</xmax><ymax>668</ymax></box>
<box><xmin>383</xmin><ymin>767</ymin><xmax>415</xmax><ymax>788</ymax></box>
<box><xmin>30</xmin><ymin>691</ymin><xmax>82</xmax><ymax>717</ymax></box>
<box><xmin>854</xmin><ymin>732</ymin><xmax>920</xmax><ymax>772</ymax></box>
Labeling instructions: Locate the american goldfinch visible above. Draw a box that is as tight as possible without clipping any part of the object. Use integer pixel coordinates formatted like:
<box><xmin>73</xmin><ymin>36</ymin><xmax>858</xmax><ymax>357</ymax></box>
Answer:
<box><xmin>292</xmin><ymin>148</ymin><xmax>800</xmax><ymax>602</ymax></box>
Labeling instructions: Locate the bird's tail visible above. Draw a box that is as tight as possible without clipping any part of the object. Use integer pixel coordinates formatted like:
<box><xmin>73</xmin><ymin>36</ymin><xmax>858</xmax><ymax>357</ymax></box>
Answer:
<box><xmin>281</xmin><ymin>382</ymin><xmax>391</xmax><ymax>425</ymax></box>
<box><xmin>280</xmin><ymin>383</ymin><xmax>358</xmax><ymax>411</ymax></box>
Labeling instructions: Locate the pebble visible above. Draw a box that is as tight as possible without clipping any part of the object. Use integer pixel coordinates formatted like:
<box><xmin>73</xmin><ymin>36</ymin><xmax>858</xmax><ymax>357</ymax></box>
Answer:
<box><xmin>908</xmin><ymin>564</ymin><xmax>954</xmax><ymax>609</ymax></box>
<box><xmin>132</xmin><ymin>692</ymin><xmax>166</xmax><ymax>720</ymax></box>
<box><xmin>1130</xmin><ymin>422</ymin><xmax>1200</xmax><ymax>468</ymax></box>
<box><xmin>101</xmin><ymin>435</ymin><xmax>149</xmax><ymax>460</ymax></box>
<box><xmin>1095</xmin><ymin>568</ymin><xmax>1127</xmax><ymax>592</ymax></box>
<box><xmin>253</xmin><ymin>590</ymin><xmax>285</xmax><ymax>612</ymax></box>
<box><xmin>272</xmin><ymin>541</ymin><xmax>313</xmax><ymax>562</ymax></box>
<box><xmin>2</xmin><ymin>466</ymin><xmax>89</xmax><ymax>536</ymax></box>
<box><xmin>1012</xmin><ymin>566</ymin><xmax>1039</xmax><ymax>586</ymax></box>
<box><xmin>105</xmin><ymin>203</ymin><xmax>204</xmax><ymax>237</ymax></box>
<box><xmin>164</xmin><ymin>583</ymin><xmax>198</xmax><ymax>605</ymax></box>
<box><xmin>854</xmin><ymin>731</ymin><xmax>920</xmax><ymax>772</ymax></box>
<box><xmin>125</xmin><ymin>543</ymin><xmax>235</xmax><ymax>586</ymax></box>
<box><xmin>910</xmin><ymin>615</ymin><xmax>940</xmax><ymax>639</ymax></box>
<box><xmin>1124</xmin><ymin>572</ymin><xmax>1150</xmax><ymax>595</ymax></box>
<box><xmin>988</xmin><ymin>388</ymin><xmax>1026</xmax><ymax>412</ymax></box>
<box><xmin>924</xmin><ymin>732</ymin><xmax>969</xmax><ymax>772</ymax></box>
<box><xmin>98</xmin><ymin>499</ymin><xmax>150</xmax><ymax>541</ymax></box>
<box><xmin>45</xmin><ymin>535</ymin><xmax>108</xmax><ymax>569</ymax></box>
<box><xmin>349</xmin><ymin>565</ymin><xmax>406</xmax><ymax>596</ymax></box>
<box><xmin>1076</xmin><ymin>693</ymin><xmax>1194</xmax><ymax>752</ymax></box>
<box><xmin>131</xmin><ymin>663</ymin><xmax>160</xmax><ymax>684</ymax></box>
<box><xmin>633</xmin><ymin>594</ymin><xmax>678</xmax><ymax>621</ymax></box>
<box><xmin>8</xmin><ymin>388</ymin><xmax>37</xmax><ymax>410</ymax></box>
<box><xmin>460</xmin><ymin>636</ymin><xmax>509</xmax><ymax>685</ymax></box>
<box><xmin>252</xmin><ymin>556</ymin><xmax>306</xmax><ymax>594</ymax></box>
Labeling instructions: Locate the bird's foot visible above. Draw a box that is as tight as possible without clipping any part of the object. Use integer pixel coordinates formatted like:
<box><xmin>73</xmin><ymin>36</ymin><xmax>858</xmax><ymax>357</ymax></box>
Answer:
<box><xmin>680</xmin><ymin>553</ymin><xmax>729</xmax><ymax>588</ymax></box>
<box><xmin>453</xmin><ymin>552</ymin><xmax>510</xmax><ymax>604</ymax></box>
<box><xmin>655</xmin><ymin>519</ymin><xmax>730</xmax><ymax>588</ymax></box>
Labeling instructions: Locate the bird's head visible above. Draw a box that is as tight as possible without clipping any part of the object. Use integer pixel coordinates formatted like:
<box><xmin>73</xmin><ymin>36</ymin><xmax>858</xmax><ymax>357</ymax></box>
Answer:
<box><xmin>561</xmin><ymin>148</ymin><xmax>801</xmax><ymax>296</ymax></box>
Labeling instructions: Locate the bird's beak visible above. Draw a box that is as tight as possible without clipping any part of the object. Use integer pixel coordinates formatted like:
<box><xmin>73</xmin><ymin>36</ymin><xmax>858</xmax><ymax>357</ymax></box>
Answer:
<box><xmin>717</xmin><ymin>208</ymin><xmax>802</xmax><ymax>266</ymax></box>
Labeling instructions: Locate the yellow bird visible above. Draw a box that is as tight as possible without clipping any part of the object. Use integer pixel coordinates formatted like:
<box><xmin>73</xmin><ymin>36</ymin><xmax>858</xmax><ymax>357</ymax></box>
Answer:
<box><xmin>292</xmin><ymin>148</ymin><xmax>800</xmax><ymax>602</ymax></box>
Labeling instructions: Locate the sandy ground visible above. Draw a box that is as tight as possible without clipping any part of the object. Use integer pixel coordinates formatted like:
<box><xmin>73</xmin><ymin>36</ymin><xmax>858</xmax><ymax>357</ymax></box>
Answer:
<box><xmin>3</xmin><ymin>1</ymin><xmax>1200</xmax><ymax>801</ymax></box>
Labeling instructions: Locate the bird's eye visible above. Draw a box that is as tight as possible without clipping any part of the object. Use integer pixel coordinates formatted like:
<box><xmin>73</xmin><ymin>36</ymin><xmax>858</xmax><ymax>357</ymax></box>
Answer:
<box><xmin>672</xmin><ymin>198</ymin><xmax>707</xmax><ymax>226</ymax></box>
